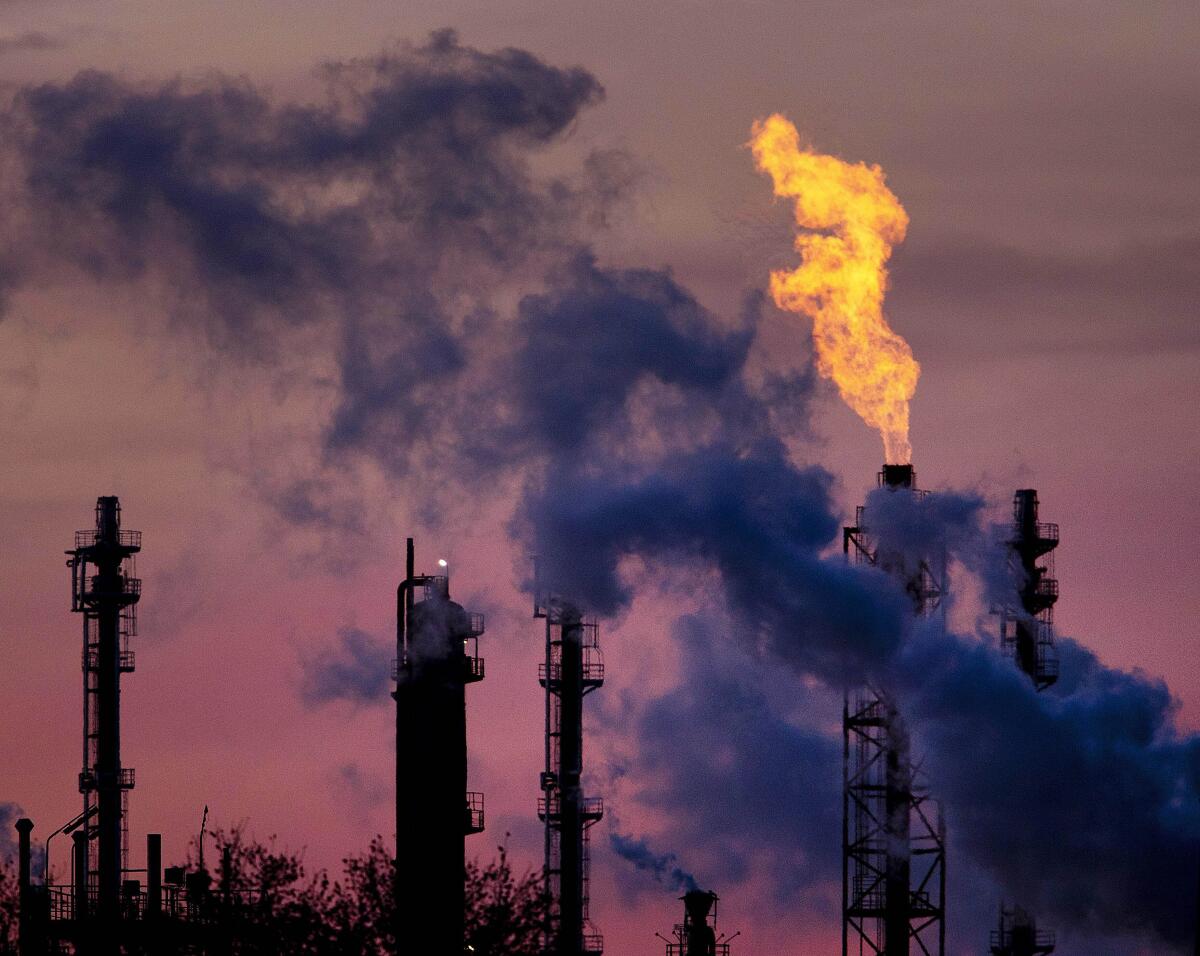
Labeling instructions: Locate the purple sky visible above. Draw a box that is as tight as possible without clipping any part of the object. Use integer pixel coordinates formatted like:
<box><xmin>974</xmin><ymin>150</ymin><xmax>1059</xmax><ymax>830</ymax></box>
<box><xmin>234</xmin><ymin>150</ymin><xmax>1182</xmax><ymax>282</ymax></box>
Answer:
<box><xmin>0</xmin><ymin>2</ymin><xmax>1197</xmax><ymax>953</ymax></box>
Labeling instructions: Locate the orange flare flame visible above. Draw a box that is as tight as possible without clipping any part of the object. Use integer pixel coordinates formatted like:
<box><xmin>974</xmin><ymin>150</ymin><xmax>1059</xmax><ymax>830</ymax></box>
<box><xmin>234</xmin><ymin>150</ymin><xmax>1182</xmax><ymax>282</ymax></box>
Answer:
<box><xmin>750</xmin><ymin>114</ymin><xmax>919</xmax><ymax>464</ymax></box>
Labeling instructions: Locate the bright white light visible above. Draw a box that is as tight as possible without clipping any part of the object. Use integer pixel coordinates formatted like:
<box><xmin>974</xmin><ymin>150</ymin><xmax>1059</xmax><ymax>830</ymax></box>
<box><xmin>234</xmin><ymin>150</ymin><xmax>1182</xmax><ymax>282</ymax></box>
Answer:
<box><xmin>438</xmin><ymin>559</ymin><xmax>448</xmax><ymax>568</ymax></box>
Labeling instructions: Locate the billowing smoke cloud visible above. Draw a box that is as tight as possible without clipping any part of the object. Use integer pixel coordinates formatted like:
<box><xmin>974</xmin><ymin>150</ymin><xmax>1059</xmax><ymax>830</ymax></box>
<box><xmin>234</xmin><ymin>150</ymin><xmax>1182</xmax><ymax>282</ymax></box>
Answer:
<box><xmin>300</xmin><ymin>627</ymin><xmax>391</xmax><ymax>706</ymax></box>
<box><xmin>897</xmin><ymin>624</ymin><xmax>1200</xmax><ymax>946</ymax></box>
<box><xmin>508</xmin><ymin>253</ymin><xmax>754</xmax><ymax>458</ymax></box>
<box><xmin>600</xmin><ymin>483</ymin><xmax>1200</xmax><ymax>949</ymax></box>
<box><xmin>0</xmin><ymin>29</ymin><xmax>620</xmax><ymax>493</ymax></box>
<box><xmin>520</xmin><ymin>443</ymin><xmax>911</xmax><ymax>684</ymax></box>
<box><xmin>607</xmin><ymin>616</ymin><xmax>840</xmax><ymax>903</ymax></box>
<box><xmin>610</xmin><ymin>832</ymin><xmax>698</xmax><ymax>894</ymax></box>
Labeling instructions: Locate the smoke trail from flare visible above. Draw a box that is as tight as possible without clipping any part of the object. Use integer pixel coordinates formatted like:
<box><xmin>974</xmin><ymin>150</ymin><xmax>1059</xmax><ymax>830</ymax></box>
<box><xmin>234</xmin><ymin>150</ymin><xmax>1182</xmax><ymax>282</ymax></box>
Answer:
<box><xmin>750</xmin><ymin>114</ymin><xmax>919</xmax><ymax>464</ymax></box>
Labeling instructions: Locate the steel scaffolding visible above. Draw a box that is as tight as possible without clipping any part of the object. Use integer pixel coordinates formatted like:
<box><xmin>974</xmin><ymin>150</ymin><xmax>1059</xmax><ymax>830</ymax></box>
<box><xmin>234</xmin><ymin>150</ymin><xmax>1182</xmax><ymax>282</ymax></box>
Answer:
<box><xmin>999</xmin><ymin>490</ymin><xmax>1060</xmax><ymax>690</ymax></box>
<box><xmin>68</xmin><ymin>496</ymin><xmax>141</xmax><ymax>930</ymax></box>
<box><xmin>536</xmin><ymin>592</ymin><xmax>604</xmax><ymax>956</ymax></box>
<box><xmin>842</xmin><ymin>465</ymin><xmax>946</xmax><ymax>956</ymax></box>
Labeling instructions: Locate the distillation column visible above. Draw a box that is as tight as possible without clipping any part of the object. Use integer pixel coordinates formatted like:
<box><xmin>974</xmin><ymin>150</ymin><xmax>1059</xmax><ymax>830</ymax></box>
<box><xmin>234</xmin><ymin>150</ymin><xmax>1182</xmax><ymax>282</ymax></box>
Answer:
<box><xmin>537</xmin><ymin>600</ymin><xmax>604</xmax><ymax>955</ymax></box>
<box><xmin>393</xmin><ymin>539</ymin><xmax>485</xmax><ymax>953</ymax></box>
<box><xmin>69</xmin><ymin>496</ymin><xmax>140</xmax><ymax>930</ymax></box>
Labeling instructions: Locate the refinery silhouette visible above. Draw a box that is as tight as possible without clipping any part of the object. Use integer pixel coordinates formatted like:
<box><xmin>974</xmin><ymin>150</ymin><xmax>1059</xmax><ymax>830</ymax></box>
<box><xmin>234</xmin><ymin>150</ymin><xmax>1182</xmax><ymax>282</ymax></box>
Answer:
<box><xmin>4</xmin><ymin>467</ymin><xmax>1079</xmax><ymax>955</ymax></box>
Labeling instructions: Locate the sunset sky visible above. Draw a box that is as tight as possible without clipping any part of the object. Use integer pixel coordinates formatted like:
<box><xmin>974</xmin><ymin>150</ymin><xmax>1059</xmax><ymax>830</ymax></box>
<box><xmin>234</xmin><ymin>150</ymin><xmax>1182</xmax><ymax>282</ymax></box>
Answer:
<box><xmin>0</xmin><ymin>2</ymin><xmax>1198</xmax><ymax>954</ymax></box>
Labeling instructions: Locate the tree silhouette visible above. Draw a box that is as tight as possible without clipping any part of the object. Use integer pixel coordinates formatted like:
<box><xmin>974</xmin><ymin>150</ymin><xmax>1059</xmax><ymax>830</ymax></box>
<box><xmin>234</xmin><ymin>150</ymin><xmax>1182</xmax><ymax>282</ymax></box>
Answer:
<box><xmin>462</xmin><ymin>843</ymin><xmax>548</xmax><ymax>955</ymax></box>
<box><xmin>1</xmin><ymin>831</ymin><xmax>546</xmax><ymax>954</ymax></box>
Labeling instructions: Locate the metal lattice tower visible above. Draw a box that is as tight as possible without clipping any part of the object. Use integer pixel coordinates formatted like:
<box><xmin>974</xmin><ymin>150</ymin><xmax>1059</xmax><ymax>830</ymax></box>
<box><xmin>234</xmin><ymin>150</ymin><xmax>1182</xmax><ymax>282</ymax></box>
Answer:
<box><xmin>842</xmin><ymin>465</ymin><xmax>946</xmax><ymax>956</ymax></box>
<box><xmin>536</xmin><ymin>594</ymin><xmax>604</xmax><ymax>956</ymax></box>
<box><xmin>68</xmin><ymin>496</ymin><xmax>140</xmax><ymax>926</ymax></box>
<box><xmin>658</xmin><ymin>889</ymin><xmax>736</xmax><ymax>956</ymax></box>
<box><xmin>989</xmin><ymin>903</ymin><xmax>1055</xmax><ymax>956</ymax></box>
<box><xmin>393</xmin><ymin>539</ymin><xmax>485</xmax><ymax>952</ymax></box>
<box><xmin>1000</xmin><ymin>490</ymin><xmax>1060</xmax><ymax>690</ymax></box>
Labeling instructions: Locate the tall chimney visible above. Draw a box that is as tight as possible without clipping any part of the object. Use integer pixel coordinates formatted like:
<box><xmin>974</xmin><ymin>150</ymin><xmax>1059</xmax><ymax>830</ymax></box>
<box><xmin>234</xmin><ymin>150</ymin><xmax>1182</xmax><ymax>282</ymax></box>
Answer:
<box><xmin>881</xmin><ymin>463</ymin><xmax>915</xmax><ymax>489</ymax></box>
<box><xmin>683</xmin><ymin>890</ymin><xmax>718</xmax><ymax>956</ymax></box>
<box><xmin>147</xmin><ymin>834</ymin><xmax>161</xmax><ymax>918</ymax></box>
<box><xmin>16</xmin><ymin>818</ymin><xmax>34</xmax><ymax>955</ymax></box>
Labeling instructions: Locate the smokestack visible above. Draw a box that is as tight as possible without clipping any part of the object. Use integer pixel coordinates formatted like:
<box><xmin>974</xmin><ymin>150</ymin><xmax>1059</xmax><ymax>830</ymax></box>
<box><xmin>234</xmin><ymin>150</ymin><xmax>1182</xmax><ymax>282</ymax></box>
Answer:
<box><xmin>881</xmin><ymin>463</ymin><xmax>915</xmax><ymax>489</ymax></box>
<box><xmin>16</xmin><ymin>818</ymin><xmax>34</xmax><ymax>955</ymax></box>
<box><xmin>683</xmin><ymin>889</ymin><xmax>715</xmax><ymax>924</ymax></box>
<box><xmin>16</xmin><ymin>818</ymin><xmax>32</xmax><ymax>893</ymax></box>
<box><xmin>147</xmin><ymin>834</ymin><xmax>161</xmax><ymax>918</ymax></box>
<box><xmin>73</xmin><ymin>830</ymin><xmax>88</xmax><ymax>927</ymax></box>
<box><xmin>659</xmin><ymin>888</ymin><xmax>733</xmax><ymax>956</ymax></box>
<box><xmin>684</xmin><ymin>890</ymin><xmax>718</xmax><ymax>956</ymax></box>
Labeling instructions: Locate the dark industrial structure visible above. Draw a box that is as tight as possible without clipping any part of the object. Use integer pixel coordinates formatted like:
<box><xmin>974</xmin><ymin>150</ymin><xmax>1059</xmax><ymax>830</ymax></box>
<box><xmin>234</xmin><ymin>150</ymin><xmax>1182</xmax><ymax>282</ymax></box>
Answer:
<box><xmin>5</xmin><ymin>487</ymin><xmax>1089</xmax><ymax>954</ymax></box>
<box><xmin>15</xmin><ymin>497</ymin><xmax>244</xmax><ymax>953</ymax></box>
<box><xmin>989</xmin><ymin>904</ymin><xmax>1055</xmax><ymax>956</ymax></box>
<box><xmin>1000</xmin><ymin>490</ymin><xmax>1060</xmax><ymax>690</ymax></box>
<box><xmin>536</xmin><ymin>593</ymin><xmax>605</xmax><ymax>955</ymax></box>
<box><xmin>68</xmin><ymin>496</ymin><xmax>141</xmax><ymax>928</ymax></box>
<box><xmin>18</xmin><ymin>820</ymin><xmax>261</xmax><ymax>954</ymax></box>
<box><xmin>656</xmin><ymin>889</ymin><xmax>738</xmax><ymax>956</ymax></box>
<box><xmin>842</xmin><ymin>465</ymin><xmax>946</xmax><ymax>956</ymax></box>
<box><xmin>393</xmin><ymin>538</ymin><xmax>486</xmax><ymax>951</ymax></box>
<box><xmin>987</xmin><ymin>491</ymin><xmax>1061</xmax><ymax>953</ymax></box>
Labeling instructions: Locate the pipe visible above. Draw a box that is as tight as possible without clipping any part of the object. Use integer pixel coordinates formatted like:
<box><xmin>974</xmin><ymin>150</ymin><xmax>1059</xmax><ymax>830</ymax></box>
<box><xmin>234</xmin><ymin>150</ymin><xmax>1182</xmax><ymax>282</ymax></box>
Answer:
<box><xmin>73</xmin><ymin>831</ymin><xmax>88</xmax><ymax>929</ymax></box>
<box><xmin>17</xmin><ymin>818</ymin><xmax>32</xmax><ymax>892</ymax></box>
<box><xmin>16</xmin><ymin>818</ymin><xmax>33</xmax><ymax>956</ymax></box>
<box><xmin>147</xmin><ymin>835</ymin><xmax>161</xmax><ymax>918</ymax></box>
<box><xmin>394</xmin><ymin>537</ymin><xmax>415</xmax><ymax>949</ymax></box>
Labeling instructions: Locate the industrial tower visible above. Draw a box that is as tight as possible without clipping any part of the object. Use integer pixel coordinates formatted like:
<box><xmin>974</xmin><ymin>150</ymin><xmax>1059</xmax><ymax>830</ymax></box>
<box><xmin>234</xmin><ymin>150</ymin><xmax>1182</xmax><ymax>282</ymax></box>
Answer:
<box><xmin>842</xmin><ymin>465</ymin><xmax>946</xmax><ymax>956</ymax></box>
<box><xmin>1000</xmin><ymin>490</ymin><xmax>1060</xmax><ymax>690</ymax></box>
<box><xmin>393</xmin><ymin>539</ymin><xmax>486</xmax><ymax>952</ymax></box>
<box><xmin>536</xmin><ymin>596</ymin><xmax>605</xmax><ymax>955</ymax></box>
<box><xmin>68</xmin><ymin>495</ymin><xmax>141</xmax><ymax>928</ymax></box>
<box><xmin>988</xmin><ymin>491</ymin><xmax>1060</xmax><ymax>952</ymax></box>
<box><xmin>657</xmin><ymin>889</ymin><xmax>737</xmax><ymax>956</ymax></box>
<box><xmin>989</xmin><ymin>904</ymin><xmax>1055</xmax><ymax>956</ymax></box>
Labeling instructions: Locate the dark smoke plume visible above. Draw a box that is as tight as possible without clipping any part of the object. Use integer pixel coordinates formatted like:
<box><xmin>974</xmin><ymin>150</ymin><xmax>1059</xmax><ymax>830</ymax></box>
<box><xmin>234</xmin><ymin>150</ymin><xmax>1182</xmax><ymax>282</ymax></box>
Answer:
<box><xmin>300</xmin><ymin>627</ymin><xmax>391</xmax><ymax>706</ymax></box>
<box><xmin>0</xmin><ymin>30</ymin><xmax>617</xmax><ymax>494</ymax></box>
<box><xmin>592</xmin><ymin>478</ymin><xmax>1200</xmax><ymax>949</ymax></box>
<box><xmin>606</xmin><ymin>616</ymin><xmax>841</xmax><ymax>901</ymax></box>
<box><xmin>609</xmin><ymin>832</ymin><xmax>699</xmax><ymax>894</ymax></box>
